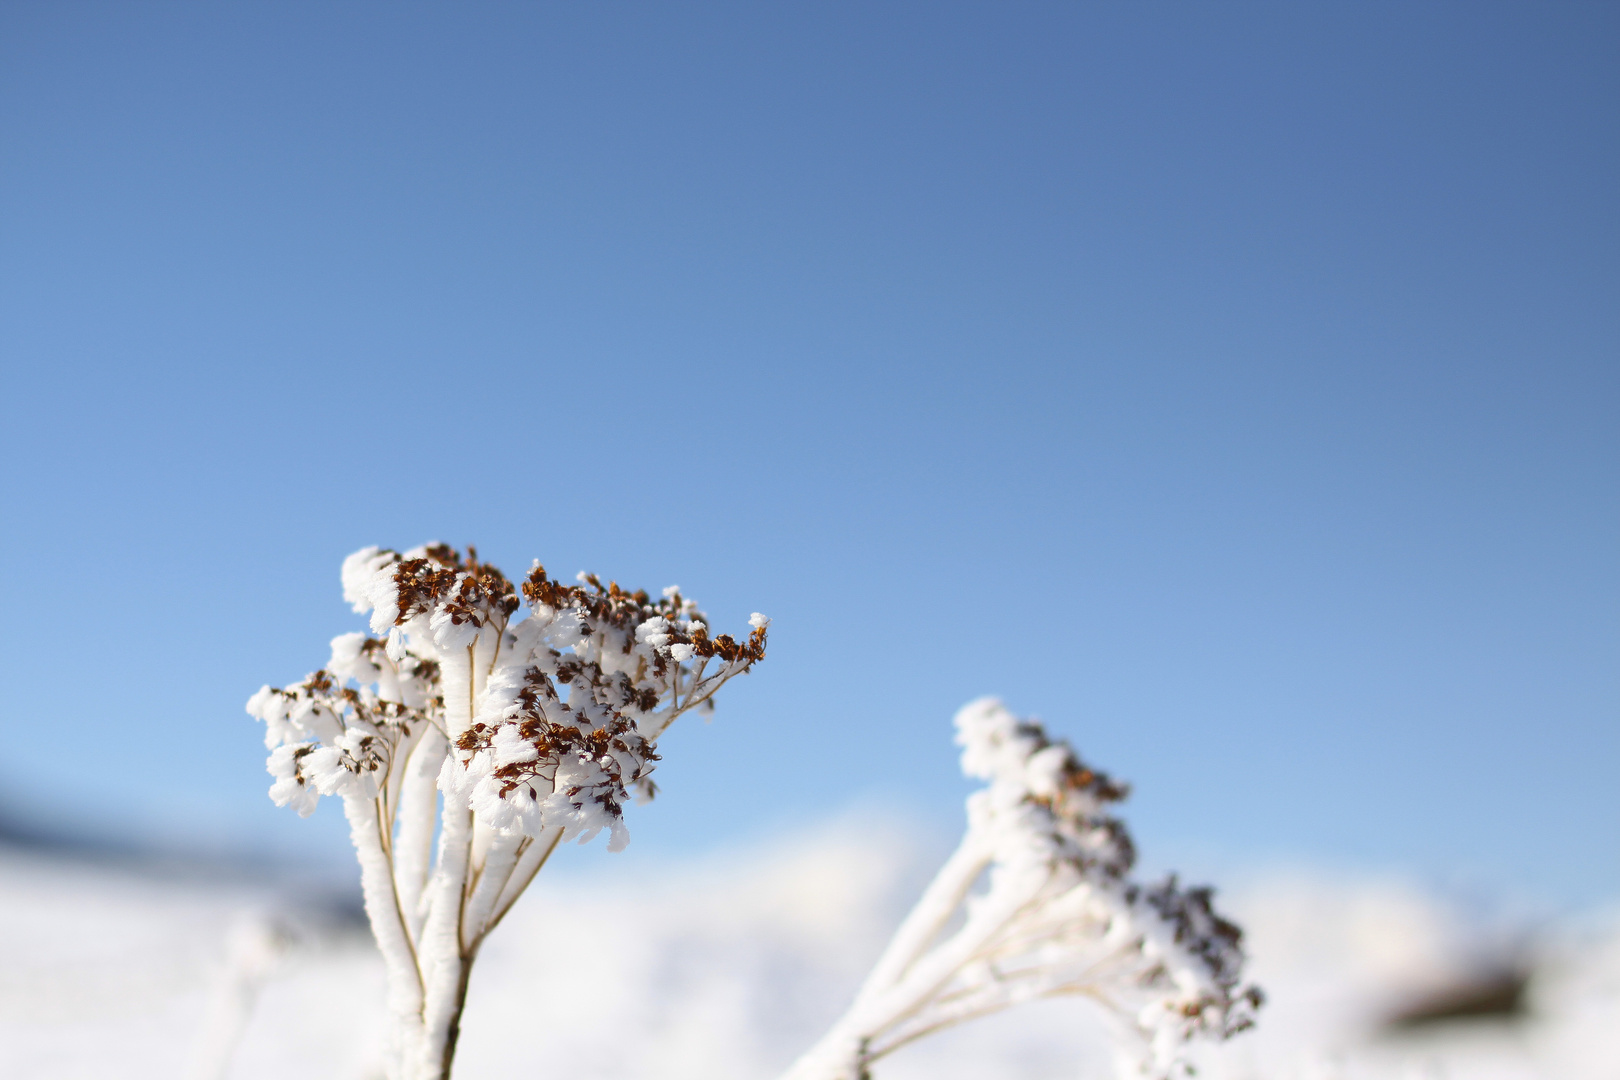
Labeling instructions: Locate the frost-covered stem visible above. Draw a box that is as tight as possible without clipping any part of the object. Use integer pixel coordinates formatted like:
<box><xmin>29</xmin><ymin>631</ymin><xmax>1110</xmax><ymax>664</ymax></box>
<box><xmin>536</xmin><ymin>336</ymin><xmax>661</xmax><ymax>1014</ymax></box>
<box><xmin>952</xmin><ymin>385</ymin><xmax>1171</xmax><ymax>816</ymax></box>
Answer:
<box><xmin>850</xmin><ymin>836</ymin><xmax>990</xmax><ymax>1010</ymax></box>
<box><xmin>381</xmin><ymin>718</ymin><xmax>424</xmax><ymax>838</ymax></box>
<box><xmin>412</xmin><ymin>644</ymin><xmax>478</xmax><ymax>1080</ymax></box>
<box><xmin>461</xmin><ymin>831</ymin><xmax>524</xmax><ymax>949</ymax></box>
<box><xmin>780</xmin><ymin>861</ymin><xmax>1049</xmax><ymax>1080</ymax></box>
<box><xmin>343</xmin><ymin>794</ymin><xmax>425</xmax><ymax>1074</ymax></box>
<box><xmin>867</xmin><ymin>869</ymin><xmax>1046</xmax><ymax>1027</ymax></box>
<box><xmin>468</xmin><ymin>817</ymin><xmax>495</xmax><ymax>888</ymax></box>
<box><xmin>778</xmin><ymin>1027</ymin><xmax>868</xmax><ymax>1080</ymax></box>
<box><xmin>644</xmin><ymin>660</ymin><xmax>750</xmax><ymax>740</ymax></box>
<box><xmin>484</xmin><ymin>826</ymin><xmax>563</xmax><ymax>934</ymax></box>
<box><xmin>780</xmin><ymin>838</ymin><xmax>995</xmax><ymax>1079</ymax></box>
<box><xmin>414</xmin><ymin>799</ymin><xmax>473</xmax><ymax>1079</ymax></box>
<box><xmin>395</xmin><ymin>727</ymin><xmax>447</xmax><ymax>944</ymax></box>
<box><xmin>862</xmin><ymin>999</ymin><xmax>1012</xmax><ymax>1060</ymax></box>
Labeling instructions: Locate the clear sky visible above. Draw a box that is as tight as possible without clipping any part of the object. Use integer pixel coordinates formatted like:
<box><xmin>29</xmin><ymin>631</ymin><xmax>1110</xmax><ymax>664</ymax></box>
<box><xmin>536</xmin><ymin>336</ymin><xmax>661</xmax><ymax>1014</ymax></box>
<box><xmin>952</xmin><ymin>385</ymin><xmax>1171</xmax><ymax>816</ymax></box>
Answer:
<box><xmin>1</xmin><ymin>2</ymin><xmax>1615</xmax><ymax>905</ymax></box>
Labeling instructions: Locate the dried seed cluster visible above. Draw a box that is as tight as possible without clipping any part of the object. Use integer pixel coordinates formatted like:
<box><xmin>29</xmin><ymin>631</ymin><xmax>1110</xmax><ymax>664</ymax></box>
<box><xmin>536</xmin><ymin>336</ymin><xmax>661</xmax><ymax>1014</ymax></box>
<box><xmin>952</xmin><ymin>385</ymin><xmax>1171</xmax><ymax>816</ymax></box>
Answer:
<box><xmin>251</xmin><ymin>543</ymin><xmax>767</xmax><ymax>851</ymax></box>
<box><xmin>780</xmin><ymin>700</ymin><xmax>1262</xmax><ymax>1080</ymax></box>
<box><xmin>249</xmin><ymin>636</ymin><xmax>443</xmax><ymax>816</ymax></box>
<box><xmin>951</xmin><ymin>698</ymin><xmax>1263</xmax><ymax>1070</ymax></box>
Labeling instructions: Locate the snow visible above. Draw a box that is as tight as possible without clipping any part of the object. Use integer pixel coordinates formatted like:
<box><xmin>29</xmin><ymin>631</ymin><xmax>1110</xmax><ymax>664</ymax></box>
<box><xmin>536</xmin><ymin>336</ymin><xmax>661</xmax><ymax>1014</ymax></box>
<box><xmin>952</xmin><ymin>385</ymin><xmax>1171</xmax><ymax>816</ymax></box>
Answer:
<box><xmin>1</xmin><ymin>826</ymin><xmax>1614</xmax><ymax>1080</ymax></box>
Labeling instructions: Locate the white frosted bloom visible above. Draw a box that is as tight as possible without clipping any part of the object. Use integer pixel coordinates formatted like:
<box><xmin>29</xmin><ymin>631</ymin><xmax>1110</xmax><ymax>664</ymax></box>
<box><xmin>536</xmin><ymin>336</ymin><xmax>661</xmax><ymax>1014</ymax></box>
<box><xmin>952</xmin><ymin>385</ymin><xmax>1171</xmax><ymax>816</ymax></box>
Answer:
<box><xmin>247</xmin><ymin>543</ymin><xmax>767</xmax><ymax>1080</ymax></box>
<box><xmin>266</xmin><ymin>743</ymin><xmax>320</xmax><ymax>817</ymax></box>
<box><xmin>780</xmin><ymin>699</ymin><xmax>1259</xmax><ymax>1080</ymax></box>
<box><xmin>327</xmin><ymin>631</ymin><xmax>385</xmax><ymax>686</ymax></box>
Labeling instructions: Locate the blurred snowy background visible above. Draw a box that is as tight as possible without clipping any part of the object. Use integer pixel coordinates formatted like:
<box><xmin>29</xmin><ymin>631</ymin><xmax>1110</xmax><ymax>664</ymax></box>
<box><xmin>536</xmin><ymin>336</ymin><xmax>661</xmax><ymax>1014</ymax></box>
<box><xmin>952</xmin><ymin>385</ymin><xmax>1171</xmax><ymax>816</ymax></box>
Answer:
<box><xmin>3</xmin><ymin>823</ymin><xmax>1617</xmax><ymax>1079</ymax></box>
<box><xmin>1</xmin><ymin>2</ymin><xmax>1616</xmax><ymax>1077</ymax></box>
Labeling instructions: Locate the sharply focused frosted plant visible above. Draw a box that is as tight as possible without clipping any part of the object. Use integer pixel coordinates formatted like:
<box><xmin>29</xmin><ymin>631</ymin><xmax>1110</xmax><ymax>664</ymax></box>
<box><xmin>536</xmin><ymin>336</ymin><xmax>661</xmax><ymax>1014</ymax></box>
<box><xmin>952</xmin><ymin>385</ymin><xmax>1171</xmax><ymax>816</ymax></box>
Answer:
<box><xmin>247</xmin><ymin>544</ymin><xmax>766</xmax><ymax>1080</ymax></box>
<box><xmin>781</xmin><ymin>699</ymin><xmax>1261</xmax><ymax>1080</ymax></box>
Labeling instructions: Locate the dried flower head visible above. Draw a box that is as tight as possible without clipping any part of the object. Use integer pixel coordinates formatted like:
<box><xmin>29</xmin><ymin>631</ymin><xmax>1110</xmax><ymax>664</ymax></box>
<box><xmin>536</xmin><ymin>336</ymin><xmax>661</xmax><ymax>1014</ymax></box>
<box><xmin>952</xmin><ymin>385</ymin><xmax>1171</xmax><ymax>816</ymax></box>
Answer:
<box><xmin>246</xmin><ymin>544</ymin><xmax>766</xmax><ymax>1080</ymax></box>
<box><xmin>254</xmin><ymin>544</ymin><xmax>766</xmax><ymax>849</ymax></box>
<box><xmin>781</xmin><ymin>698</ymin><xmax>1260</xmax><ymax>1080</ymax></box>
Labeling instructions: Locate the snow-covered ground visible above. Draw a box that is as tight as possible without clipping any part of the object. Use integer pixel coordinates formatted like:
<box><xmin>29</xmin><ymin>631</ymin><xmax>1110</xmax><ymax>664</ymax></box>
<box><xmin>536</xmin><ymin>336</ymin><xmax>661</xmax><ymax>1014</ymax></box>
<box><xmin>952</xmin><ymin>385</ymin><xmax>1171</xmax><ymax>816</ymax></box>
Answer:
<box><xmin>2</xmin><ymin>825</ymin><xmax>1615</xmax><ymax>1080</ymax></box>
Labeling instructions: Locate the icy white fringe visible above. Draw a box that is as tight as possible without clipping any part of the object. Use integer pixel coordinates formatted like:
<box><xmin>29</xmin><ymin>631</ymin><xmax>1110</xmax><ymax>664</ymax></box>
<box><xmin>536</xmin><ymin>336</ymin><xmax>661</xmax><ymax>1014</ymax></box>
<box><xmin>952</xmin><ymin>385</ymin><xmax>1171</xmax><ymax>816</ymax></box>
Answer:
<box><xmin>247</xmin><ymin>545</ymin><xmax>766</xmax><ymax>1080</ymax></box>
<box><xmin>780</xmin><ymin>699</ymin><xmax>1261</xmax><ymax>1080</ymax></box>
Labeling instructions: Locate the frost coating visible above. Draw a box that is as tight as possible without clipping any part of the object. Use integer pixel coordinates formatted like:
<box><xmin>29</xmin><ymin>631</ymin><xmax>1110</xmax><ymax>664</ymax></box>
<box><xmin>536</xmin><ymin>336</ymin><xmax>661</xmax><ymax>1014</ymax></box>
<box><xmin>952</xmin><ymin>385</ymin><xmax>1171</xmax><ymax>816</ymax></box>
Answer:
<box><xmin>247</xmin><ymin>544</ymin><xmax>766</xmax><ymax>1080</ymax></box>
<box><xmin>780</xmin><ymin>698</ymin><xmax>1261</xmax><ymax>1080</ymax></box>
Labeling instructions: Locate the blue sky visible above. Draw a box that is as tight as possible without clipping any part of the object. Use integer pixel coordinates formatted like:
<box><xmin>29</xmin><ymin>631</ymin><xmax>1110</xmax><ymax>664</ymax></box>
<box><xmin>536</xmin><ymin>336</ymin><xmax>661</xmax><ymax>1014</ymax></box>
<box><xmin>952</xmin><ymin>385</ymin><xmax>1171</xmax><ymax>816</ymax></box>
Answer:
<box><xmin>1</xmin><ymin>2</ymin><xmax>1615</xmax><ymax>904</ymax></box>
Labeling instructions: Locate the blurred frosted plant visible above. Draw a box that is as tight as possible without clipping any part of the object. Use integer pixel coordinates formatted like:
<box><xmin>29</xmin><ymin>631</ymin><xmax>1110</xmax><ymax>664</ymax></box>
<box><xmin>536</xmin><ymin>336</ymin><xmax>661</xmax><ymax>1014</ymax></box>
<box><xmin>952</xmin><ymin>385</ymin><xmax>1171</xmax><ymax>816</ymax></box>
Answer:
<box><xmin>247</xmin><ymin>544</ymin><xmax>766</xmax><ymax>1080</ymax></box>
<box><xmin>780</xmin><ymin>698</ymin><xmax>1261</xmax><ymax>1080</ymax></box>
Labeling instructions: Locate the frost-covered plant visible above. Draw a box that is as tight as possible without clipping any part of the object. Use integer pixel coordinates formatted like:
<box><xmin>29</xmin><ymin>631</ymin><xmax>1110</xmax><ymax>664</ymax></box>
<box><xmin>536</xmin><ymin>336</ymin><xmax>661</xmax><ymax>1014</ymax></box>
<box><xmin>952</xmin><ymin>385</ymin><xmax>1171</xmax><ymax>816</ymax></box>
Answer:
<box><xmin>780</xmin><ymin>698</ymin><xmax>1261</xmax><ymax>1080</ymax></box>
<box><xmin>247</xmin><ymin>544</ymin><xmax>766</xmax><ymax>1080</ymax></box>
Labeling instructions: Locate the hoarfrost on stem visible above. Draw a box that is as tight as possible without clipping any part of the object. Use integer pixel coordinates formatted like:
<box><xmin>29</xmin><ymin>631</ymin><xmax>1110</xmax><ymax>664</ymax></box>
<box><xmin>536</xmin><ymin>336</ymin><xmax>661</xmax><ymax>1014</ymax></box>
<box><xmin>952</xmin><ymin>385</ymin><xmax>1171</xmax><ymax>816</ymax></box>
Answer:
<box><xmin>780</xmin><ymin>698</ymin><xmax>1261</xmax><ymax>1080</ymax></box>
<box><xmin>247</xmin><ymin>544</ymin><xmax>767</xmax><ymax>1080</ymax></box>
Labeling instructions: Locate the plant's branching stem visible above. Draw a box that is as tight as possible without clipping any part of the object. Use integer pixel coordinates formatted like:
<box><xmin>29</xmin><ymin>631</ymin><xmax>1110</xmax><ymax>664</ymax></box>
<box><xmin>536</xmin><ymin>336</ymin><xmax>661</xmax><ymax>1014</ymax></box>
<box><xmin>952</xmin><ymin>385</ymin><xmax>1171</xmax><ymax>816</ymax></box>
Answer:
<box><xmin>416</xmin><ymin>800</ymin><xmax>473</xmax><ymax>1076</ymax></box>
<box><xmin>852</xmin><ymin>837</ymin><xmax>989</xmax><ymax>1006</ymax></box>
<box><xmin>866</xmin><ymin>998</ymin><xmax>1016</xmax><ymax>1062</ymax></box>
<box><xmin>343</xmin><ymin>793</ymin><xmax>425</xmax><ymax>1076</ymax></box>
<box><xmin>413</xmin><ymin>646</ymin><xmax>479</xmax><ymax>1077</ymax></box>
<box><xmin>395</xmin><ymin>727</ymin><xmax>445</xmax><ymax>946</ymax></box>
<box><xmin>647</xmin><ymin>662</ymin><xmax>745</xmax><ymax>738</ymax></box>
<box><xmin>483</xmin><ymin>827</ymin><xmax>563</xmax><ymax>936</ymax></box>
<box><xmin>461</xmin><ymin>831</ymin><xmax>524</xmax><ymax>951</ymax></box>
